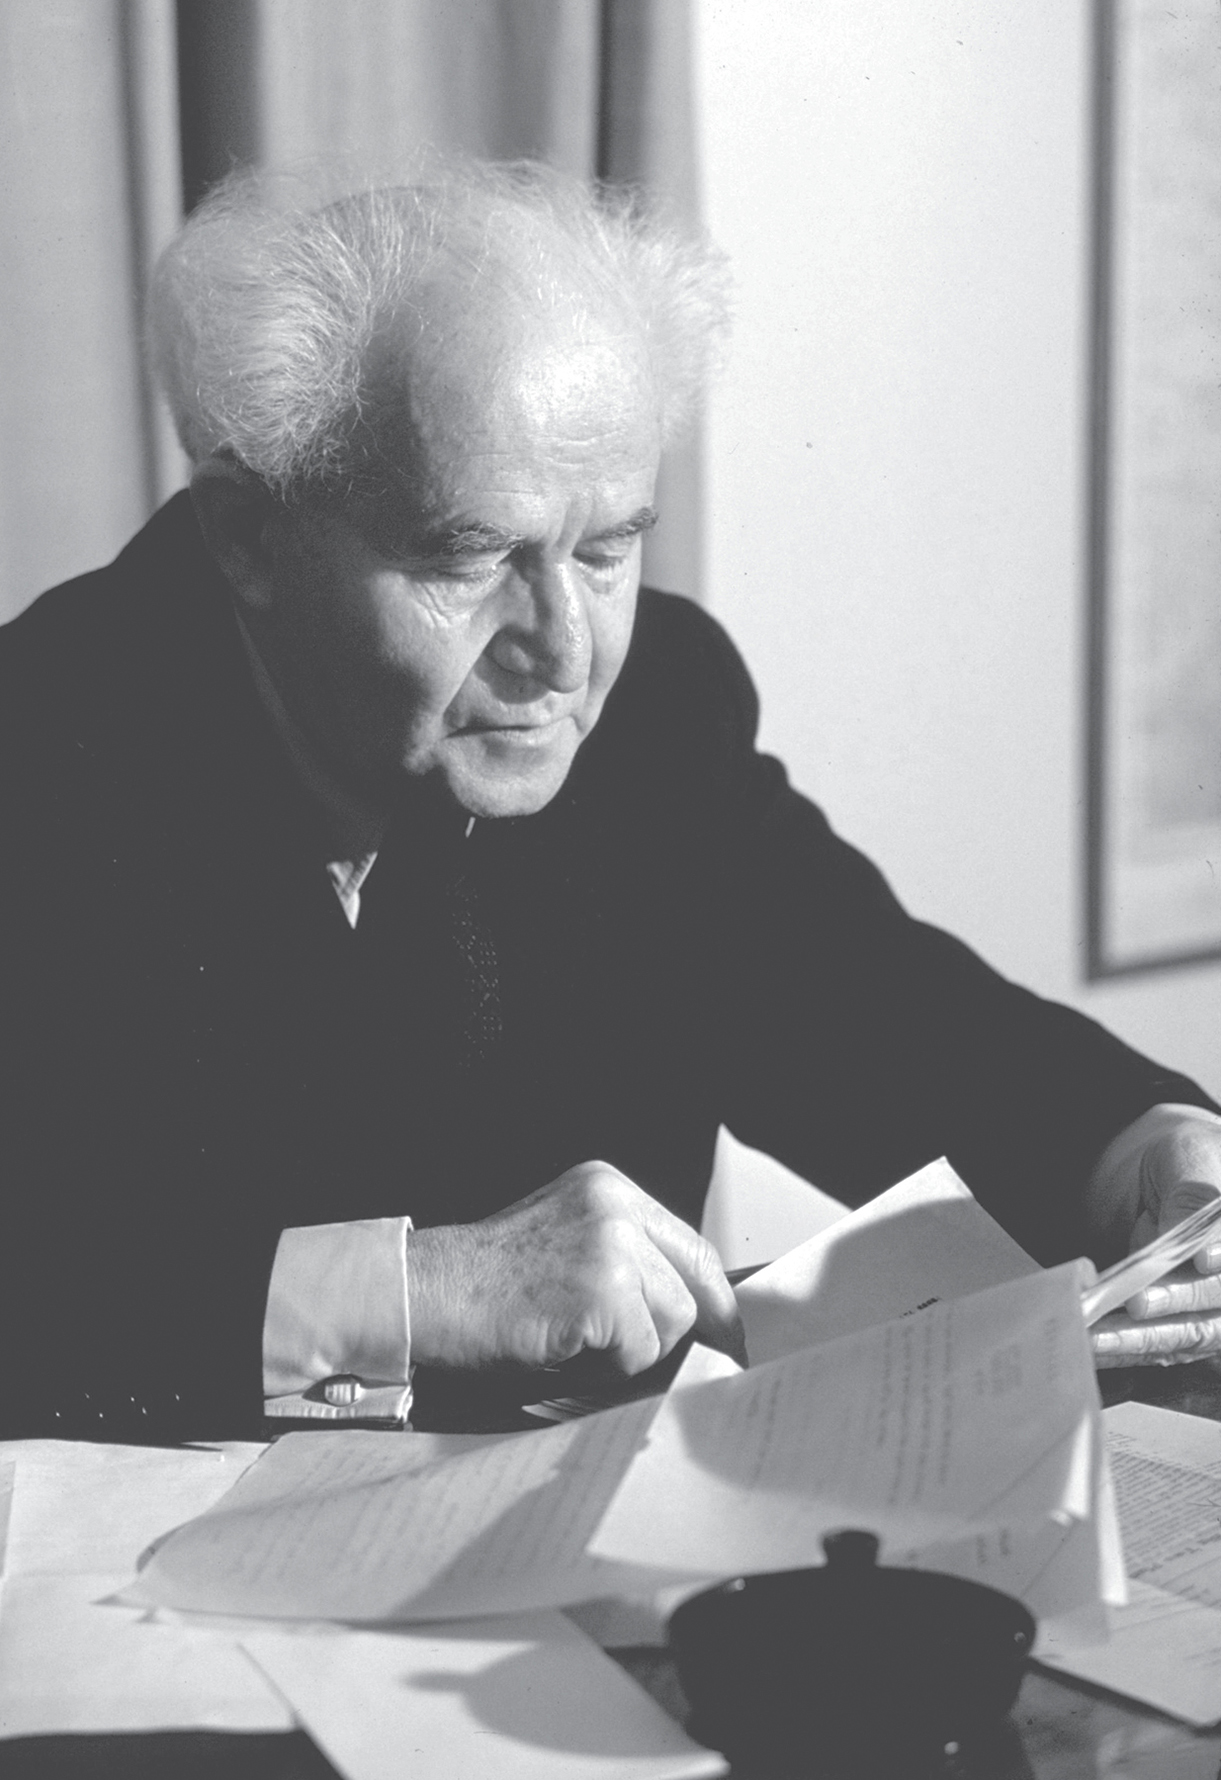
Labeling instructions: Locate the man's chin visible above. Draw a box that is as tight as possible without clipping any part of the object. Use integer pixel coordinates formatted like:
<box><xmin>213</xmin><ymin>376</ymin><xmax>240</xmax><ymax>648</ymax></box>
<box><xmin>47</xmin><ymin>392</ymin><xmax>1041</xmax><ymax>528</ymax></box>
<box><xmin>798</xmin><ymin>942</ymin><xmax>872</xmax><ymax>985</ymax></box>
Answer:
<box><xmin>436</xmin><ymin>733</ymin><xmax>581</xmax><ymax>820</ymax></box>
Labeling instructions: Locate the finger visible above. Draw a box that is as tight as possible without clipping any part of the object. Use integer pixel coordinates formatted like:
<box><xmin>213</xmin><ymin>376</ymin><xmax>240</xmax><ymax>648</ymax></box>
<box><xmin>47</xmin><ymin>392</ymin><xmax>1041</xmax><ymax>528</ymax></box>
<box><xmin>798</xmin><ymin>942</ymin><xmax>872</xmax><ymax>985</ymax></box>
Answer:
<box><xmin>634</xmin><ymin>1198</ymin><xmax>746</xmax><ymax>1364</ymax></box>
<box><xmin>599</xmin><ymin>1278</ymin><xmax>666</xmax><ymax>1377</ymax></box>
<box><xmin>1154</xmin><ymin>1181</ymin><xmax>1221</xmax><ymax>1274</ymax></box>
<box><xmin>1093</xmin><ymin>1313</ymin><xmax>1221</xmax><ymax>1363</ymax></box>
<box><xmin>633</xmin><ymin>1238</ymin><xmax>701</xmax><ymax>1363</ymax></box>
<box><xmin>1156</xmin><ymin>1178</ymin><xmax>1221</xmax><ymax>1234</ymax></box>
<box><xmin>1149</xmin><ymin>1124</ymin><xmax>1221</xmax><ymax>1269</ymax></box>
<box><xmin>1127</xmin><ymin>1269</ymin><xmax>1221</xmax><ymax>1319</ymax></box>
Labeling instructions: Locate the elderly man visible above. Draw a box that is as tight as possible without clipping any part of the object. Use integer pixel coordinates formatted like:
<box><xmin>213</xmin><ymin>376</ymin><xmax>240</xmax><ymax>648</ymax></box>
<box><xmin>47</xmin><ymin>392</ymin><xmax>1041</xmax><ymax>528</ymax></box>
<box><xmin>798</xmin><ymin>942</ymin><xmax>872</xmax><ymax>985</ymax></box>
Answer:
<box><xmin>2</xmin><ymin>159</ymin><xmax>1219</xmax><ymax>1441</ymax></box>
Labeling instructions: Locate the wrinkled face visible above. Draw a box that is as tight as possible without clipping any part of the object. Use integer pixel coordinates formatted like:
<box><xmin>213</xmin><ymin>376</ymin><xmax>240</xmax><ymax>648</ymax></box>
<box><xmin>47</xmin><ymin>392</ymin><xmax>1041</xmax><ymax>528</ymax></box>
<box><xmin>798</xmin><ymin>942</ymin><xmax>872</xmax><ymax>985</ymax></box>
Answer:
<box><xmin>256</xmin><ymin>305</ymin><xmax>662</xmax><ymax>819</ymax></box>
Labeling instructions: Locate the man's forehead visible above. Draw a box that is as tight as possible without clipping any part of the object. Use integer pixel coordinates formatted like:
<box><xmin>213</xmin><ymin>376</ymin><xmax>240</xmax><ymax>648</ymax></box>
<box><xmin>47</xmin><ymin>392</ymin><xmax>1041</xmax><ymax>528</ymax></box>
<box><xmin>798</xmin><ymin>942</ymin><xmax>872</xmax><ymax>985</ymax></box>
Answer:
<box><xmin>366</xmin><ymin>278</ymin><xmax>656</xmax><ymax>433</ymax></box>
<box><xmin>347</xmin><ymin>296</ymin><xmax>661</xmax><ymax>545</ymax></box>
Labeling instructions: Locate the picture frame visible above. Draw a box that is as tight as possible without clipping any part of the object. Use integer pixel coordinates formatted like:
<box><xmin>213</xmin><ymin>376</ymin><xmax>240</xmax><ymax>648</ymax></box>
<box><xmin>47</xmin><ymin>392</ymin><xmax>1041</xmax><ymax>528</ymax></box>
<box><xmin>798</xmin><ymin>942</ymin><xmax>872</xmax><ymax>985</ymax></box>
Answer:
<box><xmin>1087</xmin><ymin>0</ymin><xmax>1221</xmax><ymax>976</ymax></box>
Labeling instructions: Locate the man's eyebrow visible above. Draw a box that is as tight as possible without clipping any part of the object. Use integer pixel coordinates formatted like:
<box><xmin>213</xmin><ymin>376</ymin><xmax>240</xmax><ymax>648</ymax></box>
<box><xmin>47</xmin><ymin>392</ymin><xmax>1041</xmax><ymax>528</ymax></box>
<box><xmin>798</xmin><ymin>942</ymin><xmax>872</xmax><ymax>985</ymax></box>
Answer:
<box><xmin>406</xmin><ymin>506</ymin><xmax>659</xmax><ymax>558</ymax></box>
<box><xmin>584</xmin><ymin>506</ymin><xmax>659</xmax><ymax>544</ymax></box>
<box><xmin>410</xmin><ymin>522</ymin><xmax>526</xmax><ymax>559</ymax></box>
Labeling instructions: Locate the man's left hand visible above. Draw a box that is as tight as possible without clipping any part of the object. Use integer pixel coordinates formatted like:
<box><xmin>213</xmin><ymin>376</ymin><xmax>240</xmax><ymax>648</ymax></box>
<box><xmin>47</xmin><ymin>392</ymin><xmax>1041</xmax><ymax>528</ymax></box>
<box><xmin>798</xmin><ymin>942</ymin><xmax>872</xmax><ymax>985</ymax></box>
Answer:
<box><xmin>1128</xmin><ymin>1110</ymin><xmax>1221</xmax><ymax>1273</ymax></box>
<box><xmin>1088</xmin><ymin>1104</ymin><xmax>1221</xmax><ymax>1330</ymax></box>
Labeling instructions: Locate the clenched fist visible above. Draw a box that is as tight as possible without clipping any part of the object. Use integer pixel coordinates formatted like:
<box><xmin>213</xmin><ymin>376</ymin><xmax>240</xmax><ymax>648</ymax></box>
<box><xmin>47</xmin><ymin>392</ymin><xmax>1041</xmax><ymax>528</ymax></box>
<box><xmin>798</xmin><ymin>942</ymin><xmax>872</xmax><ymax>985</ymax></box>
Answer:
<box><xmin>404</xmin><ymin>1161</ymin><xmax>745</xmax><ymax>1375</ymax></box>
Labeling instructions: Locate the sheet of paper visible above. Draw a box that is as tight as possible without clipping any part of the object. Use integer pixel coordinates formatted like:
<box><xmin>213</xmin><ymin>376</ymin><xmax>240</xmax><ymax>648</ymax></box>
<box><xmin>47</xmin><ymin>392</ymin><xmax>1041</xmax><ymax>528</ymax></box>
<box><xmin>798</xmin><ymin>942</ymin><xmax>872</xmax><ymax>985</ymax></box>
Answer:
<box><xmin>0</xmin><ymin>1461</ymin><xmax>15</xmax><ymax>1574</ymax></box>
<box><xmin>0</xmin><ymin>1438</ymin><xmax>265</xmax><ymax>1577</ymax></box>
<box><xmin>0</xmin><ymin>1571</ymin><xmax>293</xmax><ymax>1737</ymax></box>
<box><xmin>1039</xmin><ymin>1578</ymin><xmax>1221</xmax><ymax>1729</ymax></box>
<box><xmin>243</xmin><ymin>1610</ymin><xmax>723</xmax><ymax>1780</ymax></box>
<box><xmin>1037</xmin><ymin>1403</ymin><xmax>1221</xmax><ymax>1725</ymax></box>
<box><xmin>898</xmin><ymin>1400</ymin><xmax>1124</xmax><ymax>1644</ymax></box>
<box><xmin>135</xmin><ymin>1397</ymin><xmax>696</xmax><ymax>1623</ymax></box>
<box><xmin>734</xmin><ymin>1158</ymin><xmax>1039</xmax><ymax>1366</ymax></box>
<box><xmin>728</xmin><ymin>1162</ymin><xmax>1122</xmax><ymax>1634</ymax></box>
<box><xmin>592</xmin><ymin>1264</ymin><xmax>1102</xmax><ymax>1586</ymax></box>
<box><xmin>0</xmin><ymin>1440</ymin><xmax>289</xmax><ymax>1737</ymax></box>
<box><xmin>1099</xmin><ymin>1402</ymin><xmax>1221</xmax><ymax>1606</ymax></box>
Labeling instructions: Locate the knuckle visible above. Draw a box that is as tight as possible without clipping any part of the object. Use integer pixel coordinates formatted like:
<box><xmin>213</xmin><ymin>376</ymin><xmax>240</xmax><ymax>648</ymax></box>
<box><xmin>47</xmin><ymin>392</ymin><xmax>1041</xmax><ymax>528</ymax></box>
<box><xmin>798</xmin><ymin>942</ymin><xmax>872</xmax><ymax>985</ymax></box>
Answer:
<box><xmin>599</xmin><ymin>1250</ymin><xmax>643</xmax><ymax>1301</ymax></box>
<box><xmin>571</xmin><ymin>1164</ymin><xmax>631</xmax><ymax>1221</ymax></box>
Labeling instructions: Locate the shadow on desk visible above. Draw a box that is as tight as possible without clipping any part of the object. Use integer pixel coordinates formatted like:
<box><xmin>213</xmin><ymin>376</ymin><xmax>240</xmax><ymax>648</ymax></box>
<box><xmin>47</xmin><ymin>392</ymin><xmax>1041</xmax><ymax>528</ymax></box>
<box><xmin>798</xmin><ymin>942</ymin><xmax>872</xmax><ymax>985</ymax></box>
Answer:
<box><xmin>0</xmin><ymin>1730</ymin><xmax>339</xmax><ymax>1779</ymax></box>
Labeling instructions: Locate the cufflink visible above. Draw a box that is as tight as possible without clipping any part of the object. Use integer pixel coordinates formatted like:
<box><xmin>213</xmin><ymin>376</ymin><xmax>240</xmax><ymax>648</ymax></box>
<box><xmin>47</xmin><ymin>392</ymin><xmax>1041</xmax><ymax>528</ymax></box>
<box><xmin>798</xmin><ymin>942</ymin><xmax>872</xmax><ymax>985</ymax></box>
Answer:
<box><xmin>321</xmin><ymin>1373</ymin><xmax>365</xmax><ymax>1406</ymax></box>
<box><xmin>264</xmin><ymin>1377</ymin><xmax>411</xmax><ymax>1431</ymax></box>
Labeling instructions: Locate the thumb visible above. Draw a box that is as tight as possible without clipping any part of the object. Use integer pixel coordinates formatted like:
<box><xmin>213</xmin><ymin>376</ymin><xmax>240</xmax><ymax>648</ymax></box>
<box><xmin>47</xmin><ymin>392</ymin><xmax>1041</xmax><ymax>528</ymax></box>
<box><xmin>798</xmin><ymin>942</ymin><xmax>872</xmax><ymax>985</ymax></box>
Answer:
<box><xmin>1157</xmin><ymin>1177</ymin><xmax>1221</xmax><ymax>1235</ymax></box>
<box><xmin>1153</xmin><ymin>1175</ymin><xmax>1221</xmax><ymax>1275</ymax></box>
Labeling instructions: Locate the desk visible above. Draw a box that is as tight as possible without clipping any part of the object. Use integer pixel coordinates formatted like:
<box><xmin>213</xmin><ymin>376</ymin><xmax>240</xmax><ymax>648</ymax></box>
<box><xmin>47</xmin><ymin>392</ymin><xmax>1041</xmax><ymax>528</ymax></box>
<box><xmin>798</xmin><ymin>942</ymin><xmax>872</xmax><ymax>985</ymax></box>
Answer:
<box><xmin>4</xmin><ymin>1360</ymin><xmax>1221</xmax><ymax>1780</ymax></box>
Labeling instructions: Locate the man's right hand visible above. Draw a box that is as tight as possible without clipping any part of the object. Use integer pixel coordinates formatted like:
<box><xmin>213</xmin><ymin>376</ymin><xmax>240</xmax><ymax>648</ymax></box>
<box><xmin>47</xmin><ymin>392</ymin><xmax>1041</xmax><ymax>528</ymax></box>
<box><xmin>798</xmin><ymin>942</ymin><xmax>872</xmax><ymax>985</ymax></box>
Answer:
<box><xmin>403</xmin><ymin>1161</ymin><xmax>746</xmax><ymax>1376</ymax></box>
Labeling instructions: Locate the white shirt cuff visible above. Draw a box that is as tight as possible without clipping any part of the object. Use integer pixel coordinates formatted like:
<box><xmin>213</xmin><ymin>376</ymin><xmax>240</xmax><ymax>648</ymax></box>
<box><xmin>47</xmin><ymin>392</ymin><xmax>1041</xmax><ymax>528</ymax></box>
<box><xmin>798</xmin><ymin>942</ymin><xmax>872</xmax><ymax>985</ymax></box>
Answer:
<box><xmin>262</xmin><ymin>1216</ymin><xmax>412</xmax><ymax>1425</ymax></box>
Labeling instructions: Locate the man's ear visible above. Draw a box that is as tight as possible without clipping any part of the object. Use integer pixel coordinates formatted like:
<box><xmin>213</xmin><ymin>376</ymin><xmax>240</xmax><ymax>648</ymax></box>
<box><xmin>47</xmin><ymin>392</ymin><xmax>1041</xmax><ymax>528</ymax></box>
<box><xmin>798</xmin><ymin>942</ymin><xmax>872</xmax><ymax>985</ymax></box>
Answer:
<box><xmin>189</xmin><ymin>457</ymin><xmax>284</xmax><ymax>614</ymax></box>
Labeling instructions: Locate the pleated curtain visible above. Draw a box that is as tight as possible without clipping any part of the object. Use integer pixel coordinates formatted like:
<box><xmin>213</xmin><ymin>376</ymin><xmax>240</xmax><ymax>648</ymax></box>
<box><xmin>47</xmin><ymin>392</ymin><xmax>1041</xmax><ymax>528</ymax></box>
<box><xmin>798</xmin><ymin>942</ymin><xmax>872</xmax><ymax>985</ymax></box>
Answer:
<box><xmin>0</xmin><ymin>0</ymin><xmax>702</xmax><ymax>622</ymax></box>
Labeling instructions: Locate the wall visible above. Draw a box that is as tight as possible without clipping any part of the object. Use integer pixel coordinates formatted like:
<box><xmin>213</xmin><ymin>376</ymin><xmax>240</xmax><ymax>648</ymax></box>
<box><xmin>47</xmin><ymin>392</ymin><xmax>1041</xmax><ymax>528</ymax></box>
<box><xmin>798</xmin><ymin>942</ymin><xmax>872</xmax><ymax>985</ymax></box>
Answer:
<box><xmin>694</xmin><ymin>0</ymin><xmax>1220</xmax><ymax>1118</ymax></box>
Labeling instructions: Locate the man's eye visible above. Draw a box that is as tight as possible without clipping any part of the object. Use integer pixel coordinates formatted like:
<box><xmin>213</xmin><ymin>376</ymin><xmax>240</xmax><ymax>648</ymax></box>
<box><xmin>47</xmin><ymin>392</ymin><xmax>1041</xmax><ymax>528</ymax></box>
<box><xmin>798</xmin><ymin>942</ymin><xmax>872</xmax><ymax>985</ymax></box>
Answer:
<box><xmin>432</xmin><ymin>557</ymin><xmax>502</xmax><ymax>584</ymax></box>
<box><xmin>576</xmin><ymin>549</ymin><xmax>631</xmax><ymax>577</ymax></box>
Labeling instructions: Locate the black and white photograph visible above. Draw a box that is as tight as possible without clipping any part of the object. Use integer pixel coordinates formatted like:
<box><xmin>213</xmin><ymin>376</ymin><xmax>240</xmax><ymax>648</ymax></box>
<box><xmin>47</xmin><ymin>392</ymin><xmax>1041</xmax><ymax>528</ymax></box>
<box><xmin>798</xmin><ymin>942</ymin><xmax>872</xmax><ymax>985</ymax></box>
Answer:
<box><xmin>2</xmin><ymin>3</ymin><xmax>1221</xmax><ymax>1775</ymax></box>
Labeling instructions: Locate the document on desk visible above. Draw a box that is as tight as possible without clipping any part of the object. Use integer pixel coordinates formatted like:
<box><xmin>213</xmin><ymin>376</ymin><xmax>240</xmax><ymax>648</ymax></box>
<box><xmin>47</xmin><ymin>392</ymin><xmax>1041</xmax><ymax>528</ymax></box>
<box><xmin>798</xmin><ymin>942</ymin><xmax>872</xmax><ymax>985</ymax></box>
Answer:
<box><xmin>0</xmin><ymin>1439</ymin><xmax>724</xmax><ymax>1772</ymax></box>
<box><xmin>1038</xmin><ymin>1401</ymin><xmax>1221</xmax><ymax>1726</ymax></box>
<box><xmin>592</xmin><ymin>1263</ymin><xmax>1107</xmax><ymax>1612</ymax></box>
<box><xmin>242</xmin><ymin>1611</ymin><xmax>723</xmax><ymax>1780</ymax></box>
<box><xmin>0</xmin><ymin>1439</ymin><xmax>292</xmax><ymax>1737</ymax></box>
<box><xmin>134</xmin><ymin>1396</ymin><xmax>698</xmax><ymax>1623</ymax></box>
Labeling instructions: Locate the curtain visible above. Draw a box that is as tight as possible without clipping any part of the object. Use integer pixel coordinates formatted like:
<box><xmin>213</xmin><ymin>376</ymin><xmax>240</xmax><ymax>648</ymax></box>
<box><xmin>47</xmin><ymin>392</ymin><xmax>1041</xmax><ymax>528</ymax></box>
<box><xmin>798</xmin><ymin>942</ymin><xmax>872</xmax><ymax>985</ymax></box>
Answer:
<box><xmin>0</xmin><ymin>0</ymin><xmax>703</xmax><ymax>622</ymax></box>
<box><xmin>0</xmin><ymin>1</ymin><xmax>183</xmax><ymax>620</ymax></box>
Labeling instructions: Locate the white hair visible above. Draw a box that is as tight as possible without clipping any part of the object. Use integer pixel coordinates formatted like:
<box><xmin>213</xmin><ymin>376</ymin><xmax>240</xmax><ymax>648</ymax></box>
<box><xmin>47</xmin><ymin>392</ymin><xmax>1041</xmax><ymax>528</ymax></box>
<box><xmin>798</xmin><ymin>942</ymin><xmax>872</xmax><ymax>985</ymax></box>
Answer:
<box><xmin>150</xmin><ymin>155</ymin><xmax>732</xmax><ymax>500</ymax></box>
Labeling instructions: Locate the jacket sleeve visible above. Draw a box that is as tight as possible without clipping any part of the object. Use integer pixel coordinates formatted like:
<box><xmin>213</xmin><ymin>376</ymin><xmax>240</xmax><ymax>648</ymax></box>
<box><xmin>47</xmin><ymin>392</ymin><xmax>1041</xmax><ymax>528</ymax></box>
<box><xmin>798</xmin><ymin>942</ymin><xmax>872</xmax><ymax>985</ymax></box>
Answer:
<box><xmin>673</xmin><ymin>606</ymin><xmax>1220</xmax><ymax>1267</ymax></box>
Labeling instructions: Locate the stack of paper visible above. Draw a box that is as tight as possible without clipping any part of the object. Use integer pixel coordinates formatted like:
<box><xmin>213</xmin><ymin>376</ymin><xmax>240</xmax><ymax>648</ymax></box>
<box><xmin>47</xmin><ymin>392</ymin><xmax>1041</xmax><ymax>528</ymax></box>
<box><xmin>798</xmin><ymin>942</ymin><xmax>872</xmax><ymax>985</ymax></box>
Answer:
<box><xmin>133</xmin><ymin>1163</ymin><xmax>1118</xmax><ymax>1647</ymax></box>
<box><xmin>592</xmin><ymin>1260</ymin><xmax>1119</xmax><ymax>1641</ymax></box>
<box><xmin>0</xmin><ymin>1438</ymin><xmax>720</xmax><ymax>1778</ymax></box>
<box><xmin>130</xmin><ymin>1399</ymin><xmax>693</xmax><ymax>1623</ymax></box>
<box><xmin>30</xmin><ymin>1155</ymin><xmax>1220</xmax><ymax>1769</ymax></box>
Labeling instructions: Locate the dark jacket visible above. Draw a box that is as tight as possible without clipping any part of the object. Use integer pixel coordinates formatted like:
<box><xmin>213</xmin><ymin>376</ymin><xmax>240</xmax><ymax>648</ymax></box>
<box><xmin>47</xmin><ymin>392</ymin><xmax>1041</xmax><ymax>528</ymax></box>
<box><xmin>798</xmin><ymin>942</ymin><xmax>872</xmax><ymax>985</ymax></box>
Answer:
<box><xmin>2</xmin><ymin>493</ymin><xmax>1212</xmax><ymax>1438</ymax></box>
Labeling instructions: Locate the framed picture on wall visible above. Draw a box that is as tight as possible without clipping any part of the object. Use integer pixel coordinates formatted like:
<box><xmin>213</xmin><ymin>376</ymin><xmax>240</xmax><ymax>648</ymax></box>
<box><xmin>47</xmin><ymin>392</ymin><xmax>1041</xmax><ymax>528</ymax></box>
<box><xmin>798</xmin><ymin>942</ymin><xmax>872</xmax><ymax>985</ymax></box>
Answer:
<box><xmin>1087</xmin><ymin>0</ymin><xmax>1221</xmax><ymax>976</ymax></box>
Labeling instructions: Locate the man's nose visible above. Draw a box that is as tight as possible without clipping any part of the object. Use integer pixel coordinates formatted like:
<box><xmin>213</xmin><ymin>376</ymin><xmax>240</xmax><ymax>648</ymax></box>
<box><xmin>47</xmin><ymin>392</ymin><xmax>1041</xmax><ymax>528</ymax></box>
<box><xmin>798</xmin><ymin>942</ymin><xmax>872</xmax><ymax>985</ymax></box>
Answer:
<box><xmin>490</xmin><ymin>562</ymin><xmax>592</xmax><ymax>693</ymax></box>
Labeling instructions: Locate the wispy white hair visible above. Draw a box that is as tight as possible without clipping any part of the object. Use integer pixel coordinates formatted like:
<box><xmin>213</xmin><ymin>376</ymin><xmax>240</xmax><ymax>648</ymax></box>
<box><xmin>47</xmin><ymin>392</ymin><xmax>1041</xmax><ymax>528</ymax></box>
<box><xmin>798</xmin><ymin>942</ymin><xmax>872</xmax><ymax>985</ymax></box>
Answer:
<box><xmin>150</xmin><ymin>155</ymin><xmax>732</xmax><ymax>500</ymax></box>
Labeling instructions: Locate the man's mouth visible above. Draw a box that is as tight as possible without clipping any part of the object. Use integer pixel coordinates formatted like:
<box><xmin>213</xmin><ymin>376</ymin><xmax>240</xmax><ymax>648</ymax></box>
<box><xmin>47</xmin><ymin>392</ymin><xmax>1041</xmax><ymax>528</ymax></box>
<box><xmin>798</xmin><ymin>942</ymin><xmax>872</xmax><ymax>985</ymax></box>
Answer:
<box><xmin>457</xmin><ymin>715</ymin><xmax>569</xmax><ymax>737</ymax></box>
